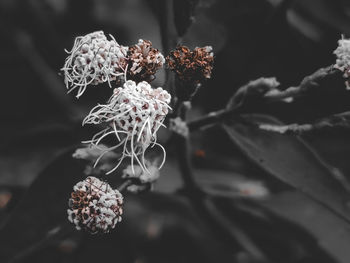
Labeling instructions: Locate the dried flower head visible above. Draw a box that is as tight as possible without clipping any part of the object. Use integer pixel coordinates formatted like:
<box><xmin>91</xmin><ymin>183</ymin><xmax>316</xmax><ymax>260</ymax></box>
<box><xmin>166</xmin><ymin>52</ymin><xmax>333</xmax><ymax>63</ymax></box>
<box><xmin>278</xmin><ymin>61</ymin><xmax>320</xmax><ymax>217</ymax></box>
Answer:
<box><xmin>62</xmin><ymin>31</ymin><xmax>128</xmax><ymax>98</ymax></box>
<box><xmin>334</xmin><ymin>37</ymin><xmax>350</xmax><ymax>88</ymax></box>
<box><xmin>83</xmin><ymin>80</ymin><xmax>171</xmax><ymax>174</ymax></box>
<box><xmin>67</xmin><ymin>176</ymin><xmax>123</xmax><ymax>234</ymax></box>
<box><xmin>127</xmin><ymin>39</ymin><xmax>165</xmax><ymax>82</ymax></box>
<box><xmin>167</xmin><ymin>45</ymin><xmax>214</xmax><ymax>85</ymax></box>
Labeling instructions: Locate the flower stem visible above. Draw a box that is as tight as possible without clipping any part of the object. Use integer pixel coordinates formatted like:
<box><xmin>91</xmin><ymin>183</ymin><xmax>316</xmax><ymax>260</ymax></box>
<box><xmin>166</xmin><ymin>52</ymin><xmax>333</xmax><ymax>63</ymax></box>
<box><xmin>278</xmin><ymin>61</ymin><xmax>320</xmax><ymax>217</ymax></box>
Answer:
<box><xmin>117</xmin><ymin>179</ymin><xmax>133</xmax><ymax>193</ymax></box>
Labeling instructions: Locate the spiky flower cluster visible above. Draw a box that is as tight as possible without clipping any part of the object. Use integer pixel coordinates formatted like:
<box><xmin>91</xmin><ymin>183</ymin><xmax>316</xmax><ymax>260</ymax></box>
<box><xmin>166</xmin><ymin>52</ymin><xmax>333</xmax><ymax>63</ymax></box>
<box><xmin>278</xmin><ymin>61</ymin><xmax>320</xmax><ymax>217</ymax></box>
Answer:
<box><xmin>83</xmin><ymin>80</ymin><xmax>171</xmax><ymax>174</ymax></box>
<box><xmin>67</xmin><ymin>176</ymin><xmax>123</xmax><ymax>234</ymax></box>
<box><xmin>334</xmin><ymin>37</ymin><xmax>350</xmax><ymax>88</ymax></box>
<box><xmin>62</xmin><ymin>31</ymin><xmax>128</xmax><ymax>98</ymax></box>
<box><xmin>167</xmin><ymin>45</ymin><xmax>214</xmax><ymax>85</ymax></box>
<box><xmin>128</xmin><ymin>39</ymin><xmax>165</xmax><ymax>82</ymax></box>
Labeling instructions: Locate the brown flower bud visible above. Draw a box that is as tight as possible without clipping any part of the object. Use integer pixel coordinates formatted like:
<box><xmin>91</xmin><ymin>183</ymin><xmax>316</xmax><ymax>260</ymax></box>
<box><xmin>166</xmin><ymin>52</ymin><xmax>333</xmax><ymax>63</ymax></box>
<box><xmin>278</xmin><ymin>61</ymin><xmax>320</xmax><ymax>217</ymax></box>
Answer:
<box><xmin>166</xmin><ymin>45</ymin><xmax>214</xmax><ymax>85</ymax></box>
<box><xmin>127</xmin><ymin>39</ymin><xmax>165</xmax><ymax>82</ymax></box>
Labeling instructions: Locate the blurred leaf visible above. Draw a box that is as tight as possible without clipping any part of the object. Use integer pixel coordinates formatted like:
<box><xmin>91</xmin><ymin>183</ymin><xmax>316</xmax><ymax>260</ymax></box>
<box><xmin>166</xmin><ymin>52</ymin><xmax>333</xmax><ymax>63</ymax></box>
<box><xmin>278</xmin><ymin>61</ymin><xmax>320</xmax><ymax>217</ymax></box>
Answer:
<box><xmin>222</xmin><ymin>114</ymin><xmax>350</xmax><ymax>223</ymax></box>
<box><xmin>0</xmin><ymin>150</ymin><xmax>84</xmax><ymax>262</ymax></box>
<box><xmin>23</xmin><ymin>193</ymin><xmax>235</xmax><ymax>263</ymax></box>
<box><xmin>261</xmin><ymin>191</ymin><xmax>350</xmax><ymax>263</ymax></box>
<box><xmin>0</xmin><ymin>151</ymin><xmax>234</xmax><ymax>263</ymax></box>
<box><xmin>287</xmin><ymin>0</ymin><xmax>350</xmax><ymax>43</ymax></box>
<box><xmin>212</xmin><ymin>196</ymin><xmax>337</xmax><ymax>263</ymax></box>
<box><xmin>0</xmin><ymin>186</ymin><xmax>25</xmax><ymax>226</ymax></box>
<box><xmin>194</xmin><ymin>168</ymin><xmax>270</xmax><ymax>199</ymax></box>
<box><xmin>113</xmin><ymin>193</ymin><xmax>234</xmax><ymax>263</ymax></box>
<box><xmin>181</xmin><ymin>4</ymin><xmax>227</xmax><ymax>53</ymax></box>
<box><xmin>173</xmin><ymin>0</ymin><xmax>199</xmax><ymax>37</ymax></box>
<box><xmin>0</xmin><ymin>123</ymin><xmax>79</xmax><ymax>186</ymax></box>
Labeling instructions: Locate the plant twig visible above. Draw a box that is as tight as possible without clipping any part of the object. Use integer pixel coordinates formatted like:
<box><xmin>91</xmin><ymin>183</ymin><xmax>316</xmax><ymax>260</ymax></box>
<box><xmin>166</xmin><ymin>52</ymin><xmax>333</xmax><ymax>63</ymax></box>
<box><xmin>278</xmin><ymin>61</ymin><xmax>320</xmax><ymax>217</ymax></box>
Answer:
<box><xmin>264</xmin><ymin>65</ymin><xmax>341</xmax><ymax>102</ymax></box>
<box><xmin>175</xmin><ymin>134</ymin><xmax>201</xmax><ymax>192</ymax></box>
<box><xmin>259</xmin><ymin>111</ymin><xmax>350</xmax><ymax>134</ymax></box>
<box><xmin>187</xmin><ymin>109</ymin><xmax>234</xmax><ymax>131</ymax></box>
<box><xmin>188</xmin><ymin>65</ymin><xmax>344</xmax><ymax>132</ymax></box>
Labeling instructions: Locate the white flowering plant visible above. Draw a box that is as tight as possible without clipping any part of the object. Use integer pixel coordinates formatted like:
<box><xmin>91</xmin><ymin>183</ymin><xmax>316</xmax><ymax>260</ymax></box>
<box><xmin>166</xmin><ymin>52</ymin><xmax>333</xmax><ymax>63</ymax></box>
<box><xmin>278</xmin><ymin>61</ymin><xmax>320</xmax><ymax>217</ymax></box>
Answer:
<box><xmin>60</xmin><ymin>23</ymin><xmax>350</xmax><ymax>236</ymax></box>
<box><xmin>4</xmin><ymin>2</ymin><xmax>350</xmax><ymax>263</ymax></box>
<box><xmin>60</xmin><ymin>26</ymin><xmax>350</xmax><ymax>253</ymax></box>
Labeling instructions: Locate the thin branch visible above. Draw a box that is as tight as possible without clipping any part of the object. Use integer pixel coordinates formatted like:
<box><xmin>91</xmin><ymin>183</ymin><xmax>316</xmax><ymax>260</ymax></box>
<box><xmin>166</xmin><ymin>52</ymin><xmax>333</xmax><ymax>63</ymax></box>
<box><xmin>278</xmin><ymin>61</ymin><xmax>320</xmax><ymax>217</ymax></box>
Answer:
<box><xmin>188</xmin><ymin>65</ymin><xmax>344</xmax><ymax>132</ymax></box>
<box><xmin>187</xmin><ymin>109</ymin><xmax>234</xmax><ymax>132</ymax></box>
<box><xmin>264</xmin><ymin>65</ymin><xmax>341</xmax><ymax>102</ymax></box>
<box><xmin>175</xmin><ymin>134</ymin><xmax>201</xmax><ymax>192</ymax></box>
<box><xmin>259</xmin><ymin>111</ymin><xmax>350</xmax><ymax>134</ymax></box>
<box><xmin>158</xmin><ymin>0</ymin><xmax>178</xmax><ymax>98</ymax></box>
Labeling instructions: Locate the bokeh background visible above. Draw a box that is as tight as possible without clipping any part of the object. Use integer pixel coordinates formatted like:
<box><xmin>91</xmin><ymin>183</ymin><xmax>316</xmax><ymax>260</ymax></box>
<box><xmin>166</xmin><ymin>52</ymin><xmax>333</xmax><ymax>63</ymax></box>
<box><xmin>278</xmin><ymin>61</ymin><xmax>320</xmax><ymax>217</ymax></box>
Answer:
<box><xmin>1</xmin><ymin>0</ymin><xmax>350</xmax><ymax>262</ymax></box>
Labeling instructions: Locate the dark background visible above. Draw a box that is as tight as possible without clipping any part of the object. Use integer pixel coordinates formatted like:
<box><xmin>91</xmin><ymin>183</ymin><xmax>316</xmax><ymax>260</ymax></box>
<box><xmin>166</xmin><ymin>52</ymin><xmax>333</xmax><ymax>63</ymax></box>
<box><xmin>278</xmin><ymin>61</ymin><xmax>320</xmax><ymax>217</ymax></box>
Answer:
<box><xmin>1</xmin><ymin>0</ymin><xmax>350</xmax><ymax>262</ymax></box>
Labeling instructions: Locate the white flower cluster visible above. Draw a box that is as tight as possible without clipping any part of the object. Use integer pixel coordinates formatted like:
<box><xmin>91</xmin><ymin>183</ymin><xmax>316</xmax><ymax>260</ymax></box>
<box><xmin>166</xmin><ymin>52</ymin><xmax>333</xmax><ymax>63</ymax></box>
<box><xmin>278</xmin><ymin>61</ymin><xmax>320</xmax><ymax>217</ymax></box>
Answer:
<box><xmin>63</xmin><ymin>31</ymin><xmax>171</xmax><ymax>234</ymax></box>
<box><xmin>334</xmin><ymin>38</ymin><xmax>350</xmax><ymax>71</ymax></box>
<box><xmin>334</xmin><ymin>37</ymin><xmax>350</xmax><ymax>88</ymax></box>
<box><xmin>121</xmin><ymin>163</ymin><xmax>160</xmax><ymax>193</ymax></box>
<box><xmin>83</xmin><ymin>80</ymin><xmax>171</xmax><ymax>174</ymax></box>
<box><xmin>122</xmin><ymin>163</ymin><xmax>160</xmax><ymax>184</ymax></box>
<box><xmin>169</xmin><ymin>117</ymin><xmax>189</xmax><ymax>138</ymax></box>
<box><xmin>72</xmin><ymin>144</ymin><xmax>118</xmax><ymax>162</ymax></box>
<box><xmin>67</xmin><ymin>176</ymin><xmax>123</xmax><ymax>234</ymax></box>
<box><xmin>62</xmin><ymin>31</ymin><xmax>128</xmax><ymax>98</ymax></box>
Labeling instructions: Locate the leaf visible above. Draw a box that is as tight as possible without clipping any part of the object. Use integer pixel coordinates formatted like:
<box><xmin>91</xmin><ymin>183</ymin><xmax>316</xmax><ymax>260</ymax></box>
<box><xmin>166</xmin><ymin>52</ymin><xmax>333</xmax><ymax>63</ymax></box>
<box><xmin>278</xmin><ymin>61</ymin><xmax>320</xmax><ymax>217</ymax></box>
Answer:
<box><xmin>0</xmin><ymin>151</ymin><xmax>235</xmax><ymax>263</ymax></box>
<box><xmin>25</xmin><ymin>192</ymin><xmax>235</xmax><ymax>263</ymax></box>
<box><xmin>113</xmin><ymin>193</ymin><xmax>235</xmax><ymax>263</ymax></box>
<box><xmin>212</xmin><ymin>195</ymin><xmax>338</xmax><ymax>263</ymax></box>
<box><xmin>0</xmin><ymin>149</ymin><xmax>85</xmax><ymax>262</ymax></box>
<box><xmin>260</xmin><ymin>191</ymin><xmax>350</xmax><ymax>263</ymax></box>
<box><xmin>287</xmin><ymin>0</ymin><xmax>350</xmax><ymax>43</ymax></box>
<box><xmin>0</xmin><ymin>186</ymin><xmax>25</xmax><ymax>226</ymax></box>
<box><xmin>222</xmin><ymin>113</ymin><xmax>350</xmax><ymax>223</ymax></box>
<box><xmin>173</xmin><ymin>0</ymin><xmax>199</xmax><ymax>37</ymax></box>
<box><xmin>0</xmin><ymin>124</ymin><xmax>79</xmax><ymax>187</ymax></box>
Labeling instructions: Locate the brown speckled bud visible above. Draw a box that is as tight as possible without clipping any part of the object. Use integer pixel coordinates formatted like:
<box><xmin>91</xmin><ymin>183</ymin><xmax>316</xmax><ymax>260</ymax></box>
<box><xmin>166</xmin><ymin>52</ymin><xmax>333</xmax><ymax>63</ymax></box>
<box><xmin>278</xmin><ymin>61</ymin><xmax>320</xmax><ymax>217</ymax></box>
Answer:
<box><xmin>167</xmin><ymin>45</ymin><xmax>214</xmax><ymax>99</ymax></box>
<box><xmin>127</xmin><ymin>39</ymin><xmax>165</xmax><ymax>82</ymax></box>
